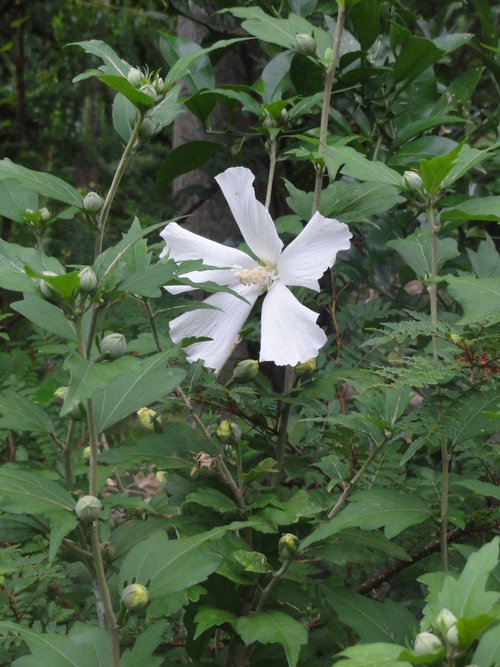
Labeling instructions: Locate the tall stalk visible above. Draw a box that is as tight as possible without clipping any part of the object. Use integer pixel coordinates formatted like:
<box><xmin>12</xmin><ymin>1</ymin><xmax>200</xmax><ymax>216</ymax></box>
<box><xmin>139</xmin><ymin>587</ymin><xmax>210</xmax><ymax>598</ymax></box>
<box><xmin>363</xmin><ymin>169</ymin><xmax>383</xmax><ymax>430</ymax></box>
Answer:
<box><xmin>427</xmin><ymin>203</ymin><xmax>449</xmax><ymax>571</ymax></box>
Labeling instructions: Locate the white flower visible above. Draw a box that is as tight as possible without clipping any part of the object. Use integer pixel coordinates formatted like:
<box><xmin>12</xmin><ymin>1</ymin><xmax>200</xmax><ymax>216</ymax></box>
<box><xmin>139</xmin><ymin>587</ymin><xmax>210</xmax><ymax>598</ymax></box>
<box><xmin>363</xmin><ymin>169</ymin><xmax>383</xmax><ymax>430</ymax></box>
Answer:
<box><xmin>160</xmin><ymin>167</ymin><xmax>352</xmax><ymax>371</ymax></box>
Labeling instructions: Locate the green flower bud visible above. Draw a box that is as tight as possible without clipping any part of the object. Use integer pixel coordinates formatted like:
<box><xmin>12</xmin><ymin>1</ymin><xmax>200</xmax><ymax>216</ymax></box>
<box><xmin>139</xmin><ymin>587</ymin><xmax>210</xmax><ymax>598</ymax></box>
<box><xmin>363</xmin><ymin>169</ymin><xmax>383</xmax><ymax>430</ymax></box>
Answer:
<box><xmin>323</xmin><ymin>47</ymin><xmax>333</xmax><ymax>65</ymax></box>
<box><xmin>295</xmin><ymin>33</ymin><xmax>317</xmax><ymax>56</ymax></box>
<box><xmin>78</xmin><ymin>266</ymin><xmax>98</xmax><ymax>293</ymax></box>
<box><xmin>414</xmin><ymin>632</ymin><xmax>442</xmax><ymax>655</ymax></box>
<box><xmin>139</xmin><ymin>117</ymin><xmax>156</xmax><ymax>139</ymax></box>
<box><xmin>279</xmin><ymin>533</ymin><xmax>300</xmax><ymax>559</ymax></box>
<box><xmin>232</xmin><ymin>359</ymin><xmax>259</xmax><ymax>383</ymax></box>
<box><xmin>403</xmin><ymin>170</ymin><xmax>423</xmax><ymax>191</ymax></box>
<box><xmin>83</xmin><ymin>191</ymin><xmax>103</xmax><ymax>214</ymax></box>
<box><xmin>83</xmin><ymin>446</ymin><xmax>91</xmax><ymax>461</ymax></box>
<box><xmin>155</xmin><ymin>470</ymin><xmax>168</xmax><ymax>489</ymax></box>
<box><xmin>75</xmin><ymin>495</ymin><xmax>102</xmax><ymax>523</ymax></box>
<box><xmin>121</xmin><ymin>583</ymin><xmax>149</xmax><ymax>611</ymax></box>
<box><xmin>446</xmin><ymin>624</ymin><xmax>459</xmax><ymax>647</ymax></box>
<box><xmin>40</xmin><ymin>207</ymin><xmax>51</xmax><ymax>222</ymax></box>
<box><xmin>450</xmin><ymin>334</ymin><xmax>462</xmax><ymax>345</ymax></box>
<box><xmin>295</xmin><ymin>358</ymin><xmax>316</xmax><ymax>375</ymax></box>
<box><xmin>140</xmin><ymin>84</ymin><xmax>157</xmax><ymax>101</ymax></box>
<box><xmin>435</xmin><ymin>608</ymin><xmax>458</xmax><ymax>636</ymax></box>
<box><xmin>137</xmin><ymin>407</ymin><xmax>162</xmax><ymax>432</ymax></box>
<box><xmin>127</xmin><ymin>67</ymin><xmax>142</xmax><ymax>86</ymax></box>
<box><xmin>216</xmin><ymin>420</ymin><xmax>242</xmax><ymax>445</ymax></box>
<box><xmin>156</xmin><ymin>77</ymin><xmax>164</xmax><ymax>93</ymax></box>
<box><xmin>100</xmin><ymin>333</ymin><xmax>127</xmax><ymax>360</ymax></box>
<box><xmin>55</xmin><ymin>387</ymin><xmax>86</xmax><ymax>422</ymax></box>
<box><xmin>263</xmin><ymin>116</ymin><xmax>278</xmax><ymax>128</ymax></box>
<box><xmin>39</xmin><ymin>271</ymin><xmax>58</xmax><ymax>299</ymax></box>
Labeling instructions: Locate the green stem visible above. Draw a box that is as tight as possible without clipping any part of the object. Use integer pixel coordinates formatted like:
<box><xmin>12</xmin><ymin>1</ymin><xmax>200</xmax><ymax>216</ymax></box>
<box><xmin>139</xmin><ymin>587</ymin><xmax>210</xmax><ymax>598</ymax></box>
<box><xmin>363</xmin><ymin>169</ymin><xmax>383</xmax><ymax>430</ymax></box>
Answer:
<box><xmin>328</xmin><ymin>436</ymin><xmax>388</xmax><ymax>519</ymax></box>
<box><xmin>427</xmin><ymin>203</ymin><xmax>449</xmax><ymax>570</ymax></box>
<box><xmin>312</xmin><ymin>2</ymin><xmax>346</xmax><ymax>215</ymax></box>
<box><xmin>90</xmin><ymin>524</ymin><xmax>121</xmax><ymax>667</ymax></box>
<box><xmin>63</xmin><ymin>419</ymin><xmax>76</xmax><ymax>491</ymax></box>
<box><xmin>235</xmin><ymin>439</ymin><xmax>243</xmax><ymax>490</ymax></box>
<box><xmin>273</xmin><ymin>365</ymin><xmax>295</xmax><ymax>488</ymax></box>
<box><xmin>265</xmin><ymin>138</ymin><xmax>277</xmax><ymax>210</ymax></box>
<box><xmin>254</xmin><ymin>559</ymin><xmax>292</xmax><ymax>613</ymax></box>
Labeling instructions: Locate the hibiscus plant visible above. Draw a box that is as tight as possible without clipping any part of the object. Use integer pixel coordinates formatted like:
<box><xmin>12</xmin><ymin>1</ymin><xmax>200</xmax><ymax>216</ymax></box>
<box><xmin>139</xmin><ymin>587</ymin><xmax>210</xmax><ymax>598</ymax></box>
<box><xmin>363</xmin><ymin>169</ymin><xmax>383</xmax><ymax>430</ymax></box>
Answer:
<box><xmin>1</xmin><ymin>1</ymin><xmax>500</xmax><ymax>667</ymax></box>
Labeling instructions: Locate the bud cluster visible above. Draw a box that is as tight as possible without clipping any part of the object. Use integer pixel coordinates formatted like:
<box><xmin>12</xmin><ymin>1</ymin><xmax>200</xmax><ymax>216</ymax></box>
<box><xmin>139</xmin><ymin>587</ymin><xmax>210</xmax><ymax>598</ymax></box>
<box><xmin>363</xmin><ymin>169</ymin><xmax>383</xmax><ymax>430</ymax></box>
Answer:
<box><xmin>413</xmin><ymin>608</ymin><xmax>464</xmax><ymax>659</ymax></box>
<box><xmin>127</xmin><ymin>66</ymin><xmax>165</xmax><ymax>98</ymax></box>
<box><xmin>260</xmin><ymin>106</ymin><xmax>288</xmax><ymax>131</ymax></box>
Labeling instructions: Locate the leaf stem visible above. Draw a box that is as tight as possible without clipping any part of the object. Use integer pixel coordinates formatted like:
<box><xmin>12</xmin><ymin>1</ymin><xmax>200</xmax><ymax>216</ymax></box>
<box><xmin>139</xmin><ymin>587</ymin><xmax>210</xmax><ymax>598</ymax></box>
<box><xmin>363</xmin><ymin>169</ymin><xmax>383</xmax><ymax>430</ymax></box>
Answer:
<box><xmin>312</xmin><ymin>2</ymin><xmax>346</xmax><ymax>215</ymax></box>
<box><xmin>273</xmin><ymin>365</ymin><xmax>295</xmax><ymax>488</ymax></box>
<box><xmin>254</xmin><ymin>559</ymin><xmax>292</xmax><ymax>614</ymax></box>
<box><xmin>63</xmin><ymin>419</ymin><xmax>75</xmax><ymax>491</ymax></box>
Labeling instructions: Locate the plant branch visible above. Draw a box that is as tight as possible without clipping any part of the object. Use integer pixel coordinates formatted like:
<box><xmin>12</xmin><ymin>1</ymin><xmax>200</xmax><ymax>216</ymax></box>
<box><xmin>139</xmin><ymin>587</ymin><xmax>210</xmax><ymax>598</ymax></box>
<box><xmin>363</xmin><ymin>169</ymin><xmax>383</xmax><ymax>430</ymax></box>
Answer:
<box><xmin>273</xmin><ymin>365</ymin><xmax>295</xmax><ymax>488</ymax></box>
<box><xmin>255</xmin><ymin>560</ymin><xmax>292</xmax><ymax>614</ymax></box>
<box><xmin>312</xmin><ymin>2</ymin><xmax>346</xmax><ymax>215</ymax></box>
<box><xmin>265</xmin><ymin>138</ymin><xmax>277</xmax><ymax>210</ymax></box>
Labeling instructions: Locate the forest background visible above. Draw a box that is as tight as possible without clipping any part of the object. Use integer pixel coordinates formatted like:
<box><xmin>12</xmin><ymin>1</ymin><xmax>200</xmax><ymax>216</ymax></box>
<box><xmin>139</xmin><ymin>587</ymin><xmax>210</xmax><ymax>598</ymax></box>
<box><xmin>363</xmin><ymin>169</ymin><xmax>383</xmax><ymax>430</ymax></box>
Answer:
<box><xmin>2</xmin><ymin>1</ymin><xmax>500</xmax><ymax>667</ymax></box>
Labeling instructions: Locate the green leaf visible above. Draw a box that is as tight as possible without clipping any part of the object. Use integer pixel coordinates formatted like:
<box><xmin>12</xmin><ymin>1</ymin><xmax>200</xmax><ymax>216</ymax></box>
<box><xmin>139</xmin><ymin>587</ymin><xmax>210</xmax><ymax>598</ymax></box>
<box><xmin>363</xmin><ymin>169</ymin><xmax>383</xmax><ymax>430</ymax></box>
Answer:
<box><xmin>233</xmin><ymin>550</ymin><xmax>272</xmax><ymax>573</ymax></box>
<box><xmin>397</xmin><ymin>647</ymin><xmax>447</xmax><ymax>665</ymax></box>
<box><xmin>336</xmin><ymin>642</ymin><xmax>411</xmax><ymax>667</ymax></box>
<box><xmin>349</xmin><ymin>0</ymin><xmax>380</xmax><ymax>50</ymax></box>
<box><xmin>383</xmin><ymin>386</ymin><xmax>411</xmax><ymax>425</ymax></box>
<box><xmin>391</xmin><ymin>115</ymin><xmax>466</xmax><ymax>153</ymax></box>
<box><xmin>387</xmin><ymin>229</ymin><xmax>459</xmax><ymax>278</ymax></box>
<box><xmin>243</xmin><ymin>457</ymin><xmax>278</xmax><ymax>484</ymax></box>
<box><xmin>235</xmin><ymin>611</ymin><xmax>308</xmax><ymax>667</ymax></box>
<box><xmin>258</xmin><ymin>489</ymin><xmax>322</xmax><ymax>527</ymax></box>
<box><xmin>227</xmin><ymin>7</ymin><xmax>303</xmax><ymax>48</ymax></box>
<box><xmin>149</xmin><ymin>85</ymin><xmax>183</xmax><ymax>127</ymax></box>
<box><xmin>0</xmin><ymin>179</ymin><xmax>38</xmax><ymax>222</ymax></box>
<box><xmin>25</xmin><ymin>267</ymin><xmax>80</xmax><ymax>302</ymax></box>
<box><xmin>92</xmin><ymin>352</ymin><xmax>186</xmax><ymax>431</ymax></box>
<box><xmin>324</xmin><ymin>146</ymin><xmax>403</xmax><ymax>187</ymax></box>
<box><xmin>62</xmin><ymin>353</ymin><xmax>142</xmax><ymax>415</ymax></box>
<box><xmin>444</xmin><ymin>141</ymin><xmax>500</xmax><ymax>187</ymax></box>
<box><xmin>71</xmin><ymin>39</ymin><xmax>129</xmax><ymax>76</ymax></box>
<box><xmin>99</xmin><ymin>427</ymin><xmax>201</xmax><ymax>467</ymax></box>
<box><xmin>454</xmin><ymin>478</ymin><xmax>500</xmax><ymax>503</ymax></box>
<box><xmin>436</xmin><ymin>537</ymin><xmax>500</xmax><ymax>619</ymax></box>
<box><xmin>0</xmin><ymin>468</ymin><xmax>74</xmax><ymax>515</ymax></box>
<box><xmin>194</xmin><ymin>606</ymin><xmax>237</xmax><ymax>640</ymax></box>
<box><xmin>117</xmin><ymin>261</ymin><xmax>177</xmax><ymax>298</ymax></box>
<box><xmin>433</xmin><ymin>68</ymin><xmax>484</xmax><ymax>115</ymax></box>
<box><xmin>112</xmin><ymin>93</ymin><xmax>137</xmax><ymax>142</ymax></box>
<box><xmin>11</xmin><ymin>293</ymin><xmax>78</xmax><ymax>340</ymax></box>
<box><xmin>301</xmin><ymin>489</ymin><xmax>433</xmax><ymax>549</ymax></box>
<box><xmin>0</xmin><ymin>620</ymin><xmax>111</xmax><ymax>667</ymax></box>
<box><xmin>119</xmin><ymin>527</ymin><xmax>227</xmax><ymax>598</ymax></box>
<box><xmin>441</xmin><ymin>196</ymin><xmax>500</xmax><ymax>223</ymax></box>
<box><xmin>0</xmin><ymin>159</ymin><xmax>83</xmax><ymax>208</ymax></box>
<box><xmin>446</xmin><ymin>274</ymin><xmax>500</xmax><ymax>325</ymax></box>
<box><xmin>290</xmin><ymin>54</ymin><xmax>323</xmax><ymax>96</ymax></box>
<box><xmin>185</xmin><ymin>488</ymin><xmax>239</xmax><ymax>514</ymax></box>
<box><xmin>121</xmin><ymin>621</ymin><xmax>166</xmax><ymax>667</ymax></box>
<box><xmin>420</xmin><ymin>143</ymin><xmax>463</xmax><ymax>195</ymax></box>
<box><xmin>96</xmin><ymin>74</ymin><xmax>154</xmax><ymax>110</ymax></box>
<box><xmin>394</xmin><ymin>36</ymin><xmax>444</xmax><ymax>84</ymax></box>
<box><xmin>437</xmin><ymin>390</ymin><xmax>500</xmax><ymax>445</ymax></box>
<box><xmin>324</xmin><ymin>586</ymin><xmax>417</xmax><ymax>645</ymax></box>
<box><xmin>109</xmin><ymin>518</ymin><xmax>167</xmax><ymax>561</ymax></box>
<box><xmin>456</xmin><ymin>613</ymin><xmax>495</xmax><ymax>649</ymax></box>
<box><xmin>155</xmin><ymin>141</ymin><xmax>222</xmax><ymax>197</ymax></box>
<box><xmin>472</xmin><ymin>623</ymin><xmax>500</xmax><ymax>667</ymax></box>
<box><xmin>467</xmin><ymin>233</ymin><xmax>500</xmax><ymax>278</ymax></box>
<box><xmin>0</xmin><ymin>390</ymin><xmax>55</xmax><ymax>433</ymax></box>
<box><xmin>49</xmin><ymin>511</ymin><xmax>78</xmax><ymax>562</ymax></box>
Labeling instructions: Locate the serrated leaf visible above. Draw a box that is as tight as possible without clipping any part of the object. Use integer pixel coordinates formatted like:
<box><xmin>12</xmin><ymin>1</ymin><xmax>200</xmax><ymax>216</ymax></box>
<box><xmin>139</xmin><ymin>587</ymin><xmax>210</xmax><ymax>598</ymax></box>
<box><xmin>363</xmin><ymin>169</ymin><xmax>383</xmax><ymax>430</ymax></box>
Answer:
<box><xmin>99</xmin><ymin>427</ymin><xmax>201</xmax><ymax>467</ymax></box>
<box><xmin>472</xmin><ymin>623</ymin><xmax>500</xmax><ymax>667</ymax></box>
<box><xmin>235</xmin><ymin>611</ymin><xmax>308</xmax><ymax>667</ymax></box>
<box><xmin>194</xmin><ymin>606</ymin><xmax>237</xmax><ymax>640</ymax></box>
<box><xmin>301</xmin><ymin>489</ymin><xmax>433</xmax><ymax>549</ymax></box>
<box><xmin>92</xmin><ymin>353</ymin><xmax>186</xmax><ymax>431</ymax></box>
<box><xmin>336</xmin><ymin>642</ymin><xmax>411</xmax><ymax>667</ymax></box>
<box><xmin>185</xmin><ymin>488</ymin><xmax>239</xmax><ymax>514</ymax></box>
<box><xmin>0</xmin><ymin>390</ymin><xmax>55</xmax><ymax>433</ymax></box>
<box><xmin>62</xmin><ymin>353</ymin><xmax>142</xmax><ymax>415</ymax></box>
<box><xmin>387</xmin><ymin>229</ymin><xmax>459</xmax><ymax>278</ymax></box>
<box><xmin>233</xmin><ymin>550</ymin><xmax>272</xmax><ymax>573</ymax></box>
<box><xmin>0</xmin><ymin>159</ymin><xmax>83</xmax><ymax>208</ymax></box>
<box><xmin>121</xmin><ymin>621</ymin><xmax>166</xmax><ymax>667</ymax></box>
<box><xmin>446</xmin><ymin>274</ymin><xmax>500</xmax><ymax>325</ymax></box>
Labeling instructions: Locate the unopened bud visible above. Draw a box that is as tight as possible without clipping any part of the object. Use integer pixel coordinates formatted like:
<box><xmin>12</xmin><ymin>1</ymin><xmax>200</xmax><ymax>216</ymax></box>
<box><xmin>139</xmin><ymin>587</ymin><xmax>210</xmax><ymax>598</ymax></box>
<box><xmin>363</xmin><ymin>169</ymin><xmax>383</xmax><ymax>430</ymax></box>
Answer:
<box><xmin>446</xmin><ymin>624</ymin><xmax>459</xmax><ymax>647</ymax></box>
<box><xmin>40</xmin><ymin>207</ymin><xmax>51</xmax><ymax>222</ymax></box>
<box><xmin>156</xmin><ymin>77</ymin><xmax>164</xmax><ymax>93</ymax></box>
<box><xmin>121</xmin><ymin>583</ymin><xmax>149</xmax><ymax>611</ymax></box>
<box><xmin>403</xmin><ymin>170</ymin><xmax>423</xmax><ymax>191</ymax></box>
<box><xmin>100</xmin><ymin>333</ymin><xmax>127</xmax><ymax>360</ymax></box>
<box><xmin>233</xmin><ymin>359</ymin><xmax>259</xmax><ymax>383</ymax></box>
<box><xmin>78</xmin><ymin>267</ymin><xmax>98</xmax><ymax>293</ymax></box>
<box><xmin>139</xmin><ymin>116</ymin><xmax>156</xmax><ymax>139</ymax></box>
<box><xmin>294</xmin><ymin>33</ymin><xmax>317</xmax><ymax>56</ymax></box>
<box><xmin>279</xmin><ymin>533</ymin><xmax>300</xmax><ymax>559</ymax></box>
<box><xmin>137</xmin><ymin>407</ymin><xmax>162</xmax><ymax>432</ymax></box>
<box><xmin>140</xmin><ymin>84</ymin><xmax>157</xmax><ymax>101</ymax></box>
<box><xmin>75</xmin><ymin>495</ymin><xmax>102</xmax><ymax>523</ymax></box>
<box><xmin>263</xmin><ymin>117</ymin><xmax>278</xmax><ymax>128</ymax></box>
<box><xmin>414</xmin><ymin>632</ymin><xmax>442</xmax><ymax>655</ymax></box>
<box><xmin>83</xmin><ymin>191</ymin><xmax>103</xmax><ymax>214</ymax></box>
<box><xmin>216</xmin><ymin>420</ymin><xmax>241</xmax><ymax>445</ymax></box>
<box><xmin>435</xmin><ymin>608</ymin><xmax>457</xmax><ymax>636</ymax></box>
<box><xmin>127</xmin><ymin>67</ymin><xmax>142</xmax><ymax>86</ymax></box>
<box><xmin>323</xmin><ymin>47</ymin><xmax>333</xmax><ymax>65</ymax></box>
<box><xmin>83</xmin><ymin>446</ymin><xmax>91</xmax><ymax>461</ymax></box>
<box><xmin>295</xmin><ymin>358</ymin><xmax>316</xmax><ymax>375</ymax></box>
<box><xmin>39</xmin><ymin>271</ymin><xmax>58</xmax><ymax>299</ymax></box>
<box><xmin>55</xmin><ymin>388</ymin><xmax>86</xmax><ymax>423</ymax></box>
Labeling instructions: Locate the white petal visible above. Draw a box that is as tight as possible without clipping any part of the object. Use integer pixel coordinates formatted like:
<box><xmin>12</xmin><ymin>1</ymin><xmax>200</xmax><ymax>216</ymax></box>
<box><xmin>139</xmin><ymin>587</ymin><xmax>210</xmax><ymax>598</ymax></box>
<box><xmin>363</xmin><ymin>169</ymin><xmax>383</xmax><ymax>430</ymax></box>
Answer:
<box><xmin>169</xmin><ymin>285</ymin><xmax>260</xmax><ymax>371</ymax></box>
<box><xmin>260</xmin><ymin>281</ymin><xmax>327</xmax><ymax>365</ymax></box>
<box><xmin>278</xmin><ymin>212</ymin><xmax>352</xmax><ymax>291</ymax></box>
<box><xmin>160</xmin><ymin>222</ymin><xmax>254</xmax><ymax>268</ymax></box>
<box><xmin>215</xmin><ymin>167</ymin><xmax>283</xmax><ymax>265</ymax></box>
<box><xmin>165</xmin><ymin>268</ymin><xmax>245</xmax><ymax>295</ymax></box>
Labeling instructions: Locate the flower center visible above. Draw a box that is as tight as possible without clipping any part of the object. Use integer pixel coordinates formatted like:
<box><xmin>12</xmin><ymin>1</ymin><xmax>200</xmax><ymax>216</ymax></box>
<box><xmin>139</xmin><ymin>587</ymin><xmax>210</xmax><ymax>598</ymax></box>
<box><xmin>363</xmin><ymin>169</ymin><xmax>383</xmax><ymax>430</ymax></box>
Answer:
<box><xmin>232</xmin><ymin>264</ymin><xmax>277</xmax><ymax>290</ymax></box>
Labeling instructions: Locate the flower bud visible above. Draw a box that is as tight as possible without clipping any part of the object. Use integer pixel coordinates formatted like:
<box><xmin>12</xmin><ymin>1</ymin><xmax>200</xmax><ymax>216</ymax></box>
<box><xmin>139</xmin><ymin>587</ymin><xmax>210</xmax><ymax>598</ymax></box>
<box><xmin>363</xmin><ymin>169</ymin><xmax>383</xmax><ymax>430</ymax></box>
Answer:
<box><xmin>155</xmin><ymin>470</ymin><xmax>168</xmax><ymax>489</ymax></box>
<box><xmin>121</xmin><ymin>583</ymin><xmax>149</xmax><ymax>611</ymax></box>
<box><xmin>83</xmin><ymin>191</ymin><xmax>103</xmax><ymax>214</ymax></box>
<box><xmin>295</xmin><ymin>358</ymin><xmax>316</xmax><ymax>375</ymax></box>
<box><xmin>100</xmin><ymin>333</ymin><xmax>127</xmax><ymax>360</ymax></box>
<box><xmin>39</xmin><ymin>271</ymin><xmax>58</xmax><ymax>299</ymax></box>
<box><xmin>156</xmin><ymin>77</ymin><xmax>164</xmax><ymax>93</ymax></box>
<box><xmin>78</xmin><ymin>267</ymin><xmax>98</xmax><ymax>293</ymax></box>
<box><xmin>446</xmin><ymin>624</ymin><xmax>459</xmax><ymax>647</ymax></box>
<box><xmin>279</xmin><ymin>533</ymin><xmax>300</xmax><ymax>559</ymax></box>
<box><xmin>139</xmin><ymin>117</ymin><xmax>156</xmax><ymax>139</ymax></box>
<box><xmin>450</xmin><ymin>334</ymin><xmax>462</xmax><ymax>345</ymax></box>
<box><xmin>403</xmin><ymin>170</ymin><xmax>423</xmax><ymax>191</ymax></box>
<box><xmin>75</xmin><ymin>495</ymin><xmax>102</xmax><ymax>523</ymax></box>
<box><xmin>127</xmin><ymin>67</ymin><xmax>142</xmax><ymax>86</ymax></box>
<box><xmin>137</xmin><ymin>407</ymin><xmax>162</xmax><ymax>432</ymax></box>
<box><xmin>140</xmin><ymin>84</ymin><xmax>157</xmax><ymax>101</ymax></box>
<box><xmin>40</xmin><ymin>207</ymin><xmax>51</xmax><ymax>222</ymax></box>
<box><xmin>232</xmin><ymin>359</ymin><xmax>259</xmax><ymax>383</ymax></box>
<box><xmin>435</xmin><ymin>608</ymin><xmax>458</xmax><ymax>636</ymax></box>
<box><xmin>294</xmin><ymin>33</ymin><xmax>317</xmax><ymax>56</ymax></box>
<box><xmin>263</xmin><ymin>116</ymin><xmax>278</xmax><ymax>129</ymax></box>
<box><xmin>414</xmin><ymin>632</ymin><xmax>442</xmax><ymax>655</ymax></box>
<box><xmin>216</xmin><ymin>420</ymin><xmax>241</xmax><ymax>445</ymax></box>
<box><xmin>55</xmin><ymin>387</ymin><xmax>86</xmax><ymax>422</ymax></box>
<box><xmin>83</xmin><ymin>446</ymin><xmax>91</xmax><ymax>461</ymax></box>
<box><xmin>323</xmin><ymin>47</ymin><xmax>333</xmax><ymax>65</ymax></box>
